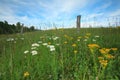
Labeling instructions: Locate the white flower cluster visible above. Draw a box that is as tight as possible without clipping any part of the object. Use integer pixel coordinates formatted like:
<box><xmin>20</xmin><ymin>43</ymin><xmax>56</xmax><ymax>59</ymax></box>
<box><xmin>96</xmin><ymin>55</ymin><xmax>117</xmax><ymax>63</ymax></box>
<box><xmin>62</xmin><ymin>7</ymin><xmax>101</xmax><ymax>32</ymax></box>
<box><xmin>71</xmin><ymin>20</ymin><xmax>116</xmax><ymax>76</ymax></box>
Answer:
<box><xmin>32</xmin><ymin>43</ymin><xmax>40</xmax><ymax>47</ymax></box>
<box><xmin>47</xmin><ymin>45</ymin><xmax>55</xmax><ymax>51</ymax></box>
<box><xmin>53</xmin><ymin>37</ymin><xmax>59</xmax><ymax>40</ymax></box>
<box><xmin>31</xmin><ymin>50</ymin><xmax>38</xmax><ymax>55</ymax></box>
<box><xmin>6</xmin><ymin>38</ymin><xmax>14</xmax><ymax>42</ymax></box>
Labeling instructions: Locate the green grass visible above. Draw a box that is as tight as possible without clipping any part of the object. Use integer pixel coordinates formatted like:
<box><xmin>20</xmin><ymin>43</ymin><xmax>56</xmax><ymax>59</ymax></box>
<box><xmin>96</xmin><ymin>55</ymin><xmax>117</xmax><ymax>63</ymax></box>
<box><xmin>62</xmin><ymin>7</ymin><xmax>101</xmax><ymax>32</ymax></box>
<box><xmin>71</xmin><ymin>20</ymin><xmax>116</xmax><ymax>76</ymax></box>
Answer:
<box><xmin>0</xmin><ymin>28</ymin><xmax>120</xmax><ymax>80</ymax></box>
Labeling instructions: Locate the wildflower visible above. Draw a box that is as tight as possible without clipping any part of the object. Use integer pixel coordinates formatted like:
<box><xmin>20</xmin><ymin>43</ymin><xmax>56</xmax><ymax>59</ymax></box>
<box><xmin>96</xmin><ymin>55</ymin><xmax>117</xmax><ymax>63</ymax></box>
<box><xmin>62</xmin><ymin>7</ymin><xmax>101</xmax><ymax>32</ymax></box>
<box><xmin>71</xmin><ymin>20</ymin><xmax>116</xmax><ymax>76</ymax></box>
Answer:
<box><xmin>38</xmin><ymin>41</ymin><xmax>42</xmax><ymax>43</ymax></box>
<box><xmin>88</xmin><ymin>44</ymin><xmax>100</xmax><ymax>53</ymax></box>
<box><xmin>64</xmin><ymin>35</ymin><xmax>68</xmax><ymax>38</ymax></box>
<box><xmin>56</xmin><ymin>44</ymin><xmax>60</xmax><ymax>46</ymax></box>
<box><xmin>48</xmin><ymin>42</ymin><xmax>51</xmax><ymax>45</ymax></box>
<box><xmin>99</xmin><ymin>48</ymin><xmax>111</xmax><ymax>54</ymax></box>
<box><xmin>14</xmin><ymin>41</ymin><xmax>16</xmax><ymax>43</ymax></box>
<box><xmin>86</xmin><ymin>33</ymin><xmax>91</xmax><ymax>36</ymax></box>
<box><xmin>20</xmin><ymin>38</ymin><xmax>24</xmax><ymax>40</ymax></box>
<box><xmin>84</xmin><ymin>39</ymin><xmax>87</xmax><ymax>41</ymax></box>
<box><xmin>48</xmin><ymin>45</ymin><xmax>55</xmax><ymax>51</ymax></box>
<box><xmin>98</xmin><ymin>56</ymin><xmax>104</xmax><ymax>60</ymax></box>
<box><xmin>78</xmin><ymin>36</ymin><xmax>82</xmax><ymax>39</ymax></box>
<box><xmin>105</xmin><ymin>54</ymin><xmax>115</xmax><ymax>59</ymax></box>
<box><xmin>53</xmin><ymin>37</ymin><xmax>59</xmax><ymax>40</ymax></box>
<box><xmin>99</xmin><ymin>60</ymin><xmax>108</xmax><ymax>68</ymax></box>
<box><xmin>72</xmin><ymin>44</ymin><xmax>77</xmax><ymax>47</ymax></box>
<box><xmin>24</xmin><ymin>71</ymin><xmax>29</xmax><ymax>77</ymax></box>
<box><xmin>84</xmin><ymin>36</ymin><xmax>89</xmax><ymax>39</ymax></box>
<box><xmin>88</xmin><ymin>44</ymin><xmax>100</xmax><ymax>49</ymax></box>
<box><xmin>74</xmin><ymin>50</ymin><xmax>78</xmax><ymax>54</ymax></box>
<box><xmin>31</xmin><ymin>50</ymin><xmax>38</xmax><ymax>55</ymax></box>
<box><xmin>32</xmin><ymin>43</ymin><xmax>39</xmax><ymax>47</ymax></box>
<box><xmin>95</xmin><ymin>35</ymin><xmax>100</xmax><ymax>38</ymax></box>
<box><xmin>24</xmin><ymin>50</ymin><xmax>29</xmax><ymax>54</ymax></box>
<box><xmin>6</xmin><ymin>38</ymin><xmax>14</xmax><ymax>42</ymax></box>
<box><xmin>31</xmin><ymin>47</ymin><xmax>37</xmax><ymax>50</ymax></box>
<box><xmin>64</xmin><ymin>41</ymin><xmax>67</xmax><ymax>44</ymax></box>
<box><xmin>42</xmin><ymin>43</ymin><xmax>48</xmax><ymax>46</ymax></box>
<box><xmin>77</xmin><ymin>39</ymin><xmax>80</xmax><ymax>41</ymax></box>
<box><xmin>92</xmin><ymin>39</ymin><xmax>96</xmax><ymax>42</ymax></box>
<box><xmin>111</xmin><ymin>48</ymin><xmax>118</xmax><ymax>51</ymax></box>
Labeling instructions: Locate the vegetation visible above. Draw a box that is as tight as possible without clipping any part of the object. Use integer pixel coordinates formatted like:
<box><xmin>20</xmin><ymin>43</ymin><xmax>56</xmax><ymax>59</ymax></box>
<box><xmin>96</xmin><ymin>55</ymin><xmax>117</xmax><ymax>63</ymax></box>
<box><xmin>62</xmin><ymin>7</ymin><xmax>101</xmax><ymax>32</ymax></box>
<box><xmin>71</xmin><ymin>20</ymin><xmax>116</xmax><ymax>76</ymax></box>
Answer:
<box><xmin>0</xmin><ymin>21</ymin><xmax>36</xmax><ymax>34</ymax></box>
<box><xmin>0</xmin><ymin>28</ymin><xmax>120</xmax><ymax>80</ymax></box>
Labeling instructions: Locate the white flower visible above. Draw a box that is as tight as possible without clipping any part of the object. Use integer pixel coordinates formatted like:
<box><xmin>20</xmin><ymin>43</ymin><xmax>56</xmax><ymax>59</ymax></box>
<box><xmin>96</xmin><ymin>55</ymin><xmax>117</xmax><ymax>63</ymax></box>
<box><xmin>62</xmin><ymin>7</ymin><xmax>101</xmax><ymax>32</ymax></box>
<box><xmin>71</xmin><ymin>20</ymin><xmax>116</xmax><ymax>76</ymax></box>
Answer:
<box><xmin>50</xmin><ymin>47</ymin><xmax>55</xmax><ymax>51</ymax></box>
<box><xmin>6</xmin><ymin>38</ymin><xmax>14</xmax><ymax>42</ymax></box>
<box><xmin>24</xmin><ymin>50</ymin><xmax>29</xmax><ymax>54</ymax></box>
<box><xmin>53</xmin><ymin>37</ymin><xmax>59</xmax><ymax>40</ymax></box>
<box><xmin>20</xmin><ymin>38</ymin><xmax>24</xmax><ymax>40</ymax></box>
<box><xmin>42</xmin><ymin>43</ymin><xmax>48</xmax><ymax>46</ymax></box>
<box><xmin>48</xmin><ymin>45</ymin><xmax>55</xmax><ymax>51</ymax></box>
<box><xmin>31</xmin><ymin>47</ymin><xmax>37</xmax><ymax>50</ymax></box>
<box><xmin>56</xmin><ymin>44</ymin><xmax>60</xmax><ymax>46</ymax></box>
<box><xmin>92</xmin><ymin>39</ymin><xmax>96</xmax><ymax>42</ymax></box>
<box><xmin>32</xmin><ymin>43</ymin><xmax>40</xmax><ymax>47</ymax></box>
<box><xmin>95</xmin><ymin>35</ymin><xmax>99</xmax><ymax>38</ymax></box>
<box><xmin>77</xmin><ymin>39</ymin><xmax>80</xmax><ymax>41</ymax></box>
<box><xmin>31</xmin><ymin>50</ymin><xmax>38</xmax><ymax>55</ymax></box>
<box><xmin>84</xmin><ymin>39</ymin><xmax>87</xmax><ymax>41</ymax></box>
<box><xmin>38</xmin><ymin>41</ymin><xmax>42</xmax><ymax>43</ymax></box>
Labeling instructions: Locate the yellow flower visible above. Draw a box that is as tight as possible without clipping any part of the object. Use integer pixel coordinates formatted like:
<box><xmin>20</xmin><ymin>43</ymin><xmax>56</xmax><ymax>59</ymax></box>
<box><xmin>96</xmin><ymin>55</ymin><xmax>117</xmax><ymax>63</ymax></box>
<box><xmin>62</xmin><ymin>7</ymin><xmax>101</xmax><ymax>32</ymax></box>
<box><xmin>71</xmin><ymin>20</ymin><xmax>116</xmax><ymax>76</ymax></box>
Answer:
<box><xmin>84</xmin><ymin>36</ymin><xmax>89</xmax><ymax>39</ymax></box>
<box><xmin>24</xmin><ymin>71</ymin><xmax>29</xmax><ymax>77</ymax></box>
<box><xmin>99</xmin><ymin>60</ymin><xmax>108</xmax><ymax>68</ymax></box>
<box><xmin>86</xmin><ymin>33</ymin><xmax>91</xmax><ymax>36</ymax></box>
<box><xmin>88</xmin><ymin>44</ymin><xmax>100</xmax><ymax>49</ymax></box>
<box><xmin>88</xmin><ymin>44</ymin><xmax>100</xmax><ymax>53</ymax></box>
<box><xmin>48</xmin><ymin>42</ymin><xmax>51</xmax><ymax>45</ymax></box>
<box><xmin>74</xmin><ymin>50</ymin><xmax>78</xmax><ymax>54</ymax></box>
<box><xmin>98</xmin><ymin>56</ymin><xmax>104</xmax><ymax>60</ymax></box>
<box><xmin>105</xmin><ymin>54</ymin><xmax>115</xmax><ymax>59</ymax></box>
<box><xmin>64</xmin><ymin>35</ymin><xmax>68</xmax><ymax>38</ymax></box>
<box><xmin>111</xmin><ymin>48</ymin><xmax>118</xmax><ymax>51</ymax></box>
<box><xmin>64</xmin><ymin>41</ymin><xmax>67</xmax><ymax>44</ymax></box>
<box><xmin>99</xmin><ymin>48</ymin><xmax>111</xmax><ymax>54</ymax></box>
<box><xmin>78</xmin><ymin>36</ymin><xmax>82</xmax><ymax>39</ymax></box>
<box><xmin>72</xmin><ymin>44</ymin><xmax>77</xmax><ymax>47</ymax></box>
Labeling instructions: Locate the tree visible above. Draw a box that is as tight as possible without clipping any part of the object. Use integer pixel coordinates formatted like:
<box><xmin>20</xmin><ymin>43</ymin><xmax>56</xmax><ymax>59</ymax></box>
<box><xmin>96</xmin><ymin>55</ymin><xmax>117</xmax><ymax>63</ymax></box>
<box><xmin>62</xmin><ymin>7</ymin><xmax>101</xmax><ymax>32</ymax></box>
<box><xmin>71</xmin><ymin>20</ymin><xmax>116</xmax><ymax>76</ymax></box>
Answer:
<box><xmin>16</xmin><ymin>22</ymin><xmax>21</xmax><ymax>33</ymax></box>
<box><xmin>30</xmin><ymin>26</ymin><xmax>35</xmax><ymax>31</ymax></box>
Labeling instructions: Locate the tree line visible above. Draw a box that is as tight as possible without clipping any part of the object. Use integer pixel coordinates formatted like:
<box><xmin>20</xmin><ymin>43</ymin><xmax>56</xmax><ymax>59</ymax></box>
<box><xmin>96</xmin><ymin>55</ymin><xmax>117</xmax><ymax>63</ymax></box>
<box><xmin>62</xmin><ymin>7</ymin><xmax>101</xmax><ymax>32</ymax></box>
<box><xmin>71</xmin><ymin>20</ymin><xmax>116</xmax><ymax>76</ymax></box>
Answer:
<box><xmin>0</xmin><ymin>21</ymin><xmax>36</xmax><ymax>34</ymax></box>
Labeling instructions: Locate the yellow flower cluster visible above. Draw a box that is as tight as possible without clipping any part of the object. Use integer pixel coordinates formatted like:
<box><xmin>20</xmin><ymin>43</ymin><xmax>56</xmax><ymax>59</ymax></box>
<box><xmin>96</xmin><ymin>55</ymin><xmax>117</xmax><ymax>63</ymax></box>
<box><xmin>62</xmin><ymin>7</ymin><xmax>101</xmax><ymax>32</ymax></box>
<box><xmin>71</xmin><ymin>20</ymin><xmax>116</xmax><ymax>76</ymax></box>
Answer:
<box><xmin>99</xmin><ymin>48</ymin><xmax>111</xmax><ymax>54</ymax></box>
<box><xmin>98</xmin><ymin>47</ymin><xmax>117</xmax><ymax>68</ymax></box>
<box><xmin>99</xmin><ymin>48</ymin><xmax>117</xmax><ymax>59</ymax></box>
<box><xmin>111</xmin><ymin>48</ymin><xmax>118</xmax><ymax>51</ymax></box>
<box><xmin>88</xmin><ymin>44</ymin><xmax>100</xmax><ymax>49</ymax></box>
<box><xmin>88</xmin><ymin>44</ymin><xmax>100</xmax><ymax>53</ymax></box>
<box><xmin>72</xmin><ymin>43</ymin><xmax>77</xmax><ymax>47</ymax></box>
<box><xmin>74</xmin><ymin>50</ymin><xmax>78</xmax><ymax>54</ymax></box>
<box><xmin>24</xmin><ymin>71</ymin><xmax>29</xmax><ymax>77</ymax></box>
<box><xmin>99</xmin><ymin>59</ymin><xmax>108</xmax><ymax>68</ymax></box>
<box><xmin>64</xmin><ymin>41</ymin><xmax>68</xmax><ymax>44</ymax></box>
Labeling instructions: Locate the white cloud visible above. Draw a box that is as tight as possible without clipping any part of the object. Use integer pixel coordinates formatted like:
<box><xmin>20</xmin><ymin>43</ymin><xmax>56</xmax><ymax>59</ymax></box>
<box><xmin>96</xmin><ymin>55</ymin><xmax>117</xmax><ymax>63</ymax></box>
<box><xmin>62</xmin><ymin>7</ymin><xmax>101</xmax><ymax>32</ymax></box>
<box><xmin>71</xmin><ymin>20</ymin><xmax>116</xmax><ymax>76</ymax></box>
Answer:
<box><xmin>108</xmin><ymin>9</ymin><xmax>120</xmax><ymax>16</ymax></box>
<box><xmin>94</xmin><ymin>1</ymin><xmax>112</xmax><ymax>12</ymax></box>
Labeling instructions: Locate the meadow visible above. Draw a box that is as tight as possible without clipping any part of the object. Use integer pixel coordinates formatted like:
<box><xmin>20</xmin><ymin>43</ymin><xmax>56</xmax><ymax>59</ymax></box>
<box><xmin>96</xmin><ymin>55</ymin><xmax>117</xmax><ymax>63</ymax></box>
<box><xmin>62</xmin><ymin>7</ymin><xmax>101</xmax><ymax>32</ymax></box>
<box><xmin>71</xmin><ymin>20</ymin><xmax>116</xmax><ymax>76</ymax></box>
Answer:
<box><xmin>0</xmin><ymin>28</ymin><xmax>120</xmax><ymax>80</ymax></box>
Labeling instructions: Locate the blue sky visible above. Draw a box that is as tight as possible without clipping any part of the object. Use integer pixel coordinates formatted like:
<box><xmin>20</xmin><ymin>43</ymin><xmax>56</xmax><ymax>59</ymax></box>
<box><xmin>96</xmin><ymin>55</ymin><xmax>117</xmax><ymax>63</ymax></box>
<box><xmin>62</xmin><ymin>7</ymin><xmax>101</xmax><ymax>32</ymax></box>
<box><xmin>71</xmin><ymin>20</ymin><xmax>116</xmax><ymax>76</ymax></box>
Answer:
<box><xmin>0</xmin><ymin>0</ymin><xmax>120</xmax><ymax>29</ymax></box>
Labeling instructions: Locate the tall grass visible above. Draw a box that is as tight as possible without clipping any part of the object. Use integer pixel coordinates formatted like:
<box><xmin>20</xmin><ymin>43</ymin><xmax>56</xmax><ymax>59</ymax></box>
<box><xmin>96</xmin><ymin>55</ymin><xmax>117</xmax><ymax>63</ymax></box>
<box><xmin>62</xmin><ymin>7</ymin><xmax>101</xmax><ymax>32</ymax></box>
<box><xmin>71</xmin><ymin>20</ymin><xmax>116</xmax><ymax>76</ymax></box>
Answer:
<box><xmin>0</xmin><ymin>28</ymin><xmax>120</xmax><ymax>80</ymax></box>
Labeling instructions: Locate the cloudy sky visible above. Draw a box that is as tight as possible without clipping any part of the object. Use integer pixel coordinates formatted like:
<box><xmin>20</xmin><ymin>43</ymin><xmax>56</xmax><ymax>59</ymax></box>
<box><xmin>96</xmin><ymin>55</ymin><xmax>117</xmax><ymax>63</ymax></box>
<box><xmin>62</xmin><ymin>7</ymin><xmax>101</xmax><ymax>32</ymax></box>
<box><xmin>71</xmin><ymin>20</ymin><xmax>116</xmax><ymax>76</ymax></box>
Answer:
<box><xmin>0</xmin><ymin>0</ymin><xmax>120</xmax><ymax>29</ymax></box>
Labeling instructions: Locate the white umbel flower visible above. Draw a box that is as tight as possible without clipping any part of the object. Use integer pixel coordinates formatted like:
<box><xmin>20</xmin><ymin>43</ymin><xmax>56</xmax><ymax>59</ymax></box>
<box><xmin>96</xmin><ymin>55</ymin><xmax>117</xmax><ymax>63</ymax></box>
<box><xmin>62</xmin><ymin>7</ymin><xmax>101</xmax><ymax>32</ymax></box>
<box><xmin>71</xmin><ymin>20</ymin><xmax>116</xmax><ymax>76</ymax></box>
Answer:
<box><xmin>42</xmin><ymin>43</ymin><xmax>48</xmax><ymax>46</ymax></box>
<box><xmin>24</xmin><ymin>50</ymin><xmax>29</xmax><ymax>54</ymax></box>
<box><xmin>31</xmin><ymin>50</ymin><xmax>38</xmax><ymax>55</ymax></box>
<box><xmin>48</xmin><ymin>45</ymin><xmax>55</xmax><ymax>51</ymax></box>
<box><xmin>53</xmin><ymin>37</ymin><xmax>59</xmax><ymax>40</ymax></box>
<box><xmin>32</xmin><ymin>43</ymin><xmax>40</xmax><ymax>47</ymax></box>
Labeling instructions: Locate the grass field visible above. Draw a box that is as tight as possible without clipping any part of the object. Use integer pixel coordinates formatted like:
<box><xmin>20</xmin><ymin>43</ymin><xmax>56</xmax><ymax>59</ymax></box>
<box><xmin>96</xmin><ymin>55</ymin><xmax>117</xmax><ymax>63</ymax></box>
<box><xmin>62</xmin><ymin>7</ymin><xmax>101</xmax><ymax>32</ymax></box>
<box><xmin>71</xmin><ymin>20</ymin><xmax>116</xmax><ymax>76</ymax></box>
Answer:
<box><xmin>0</xmin><ymin>28</ymin><xmax>120</xmax><ymax>80</ymax></box>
